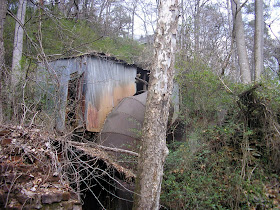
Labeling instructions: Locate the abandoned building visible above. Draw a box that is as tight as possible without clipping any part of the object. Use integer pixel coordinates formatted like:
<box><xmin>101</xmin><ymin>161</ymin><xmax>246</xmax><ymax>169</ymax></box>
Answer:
<box><xmin>37</xmin><ymin>52</ymin><xmax>179</xmax><ymax>208</ymax></box>
<box><xmin>39</xmin><ymin>52</ymin><xmax>149</xmax><ymax>134</ymax></box>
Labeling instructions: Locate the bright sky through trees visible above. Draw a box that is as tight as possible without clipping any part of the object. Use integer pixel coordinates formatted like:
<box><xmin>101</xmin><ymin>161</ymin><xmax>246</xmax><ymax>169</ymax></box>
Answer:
<box><xmin>133</xmin><ymin>0</ymin><xmax>280</xmax><ymax>39</ymax></box>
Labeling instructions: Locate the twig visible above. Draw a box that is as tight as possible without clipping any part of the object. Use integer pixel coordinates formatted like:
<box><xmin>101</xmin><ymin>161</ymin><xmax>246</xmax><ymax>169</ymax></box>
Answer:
<box><xmin>218</xmin><ymin>76</ymin><xmax>234</xmax><ymax>95</ymax></box>
<box><xmin>5</xmin><ymin>173</ymin><xmax>22</xmax><ymax>208</ymax></box>
<box><xmin>267</xmin><ymin>24</ymin><xmax>280</xmax><ymax>44</ymax></box>
<box><xmin>29</xmin><ymin>111</ymin><xmax>39</xmax><ymax>128</ymax></box>
<box><xmin>233</xmin><ymin>0</ymin><xmax>249</xmax><ymax>17</ymax></box>
<box><xmin>248</xmin><ymin>165</ymin><xmax>257</xmax><ymax>182</ymax></box>
<box><xmin>273</xmin><ymin>123</ymin><xmax>280</xmax><ymax>137</ymax></box>
<box><xmin>66</xmin><ymin>146</ymin><xmax>137</xmax><ymax>201</ymax></box>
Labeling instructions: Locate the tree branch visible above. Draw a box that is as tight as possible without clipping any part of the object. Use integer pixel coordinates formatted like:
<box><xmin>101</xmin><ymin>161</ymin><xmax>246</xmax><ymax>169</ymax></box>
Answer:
<box><xmin>69</xmin><ymin>141</ymin><xmax>139</xmax><ymax>157</ymax></box>
<box><xmin>135</xmin><ymin>76</ymin><xmax>148</xmax><ymax>85</ymax></box>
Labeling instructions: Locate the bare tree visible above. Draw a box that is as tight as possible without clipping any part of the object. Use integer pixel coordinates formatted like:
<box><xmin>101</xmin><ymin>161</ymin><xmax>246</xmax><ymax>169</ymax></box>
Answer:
<box><xmin>254</xmin><ymin>0</ymin><xmax>264</xmax><ymax>81</ymax></box>
<box><xmin>11</xmin><ymin>0</ymin><xmax>27</xmax><ymax>119</ymax></box>
<box><xmin>226</xmin><ymin>0</ymin><xmax>240</xmax><ymax>80</ymax></box>
<box><xmin>130</xmin><ymin>0</ymin><xmax>138</xmax><ymax>39</ymax></box>
<box><xmin>231</xmin><ymin>0</ymin><xmax>251</xmax><ymax>83</ymax></box>
<box><xmin>132</xmin><ymin>0</ymin><xmax>179</xmax><ymax>209</ymax></box>
<box><xmin>0</xmin><ymin>0</ymin><xmax>7</xmax><ymax>123</ymax></box>
<box><xmin>194</xmin><ymin>0</ymin><xmax>210</xmax><ymax>53</ymax></box>
<box><xmin>11</xmin><ymin>0</ymin><xmax>27</xmax><ymax>81</ymax></box>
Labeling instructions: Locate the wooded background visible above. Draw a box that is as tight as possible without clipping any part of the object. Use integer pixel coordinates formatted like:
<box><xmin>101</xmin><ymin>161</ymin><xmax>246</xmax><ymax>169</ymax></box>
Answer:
<box><xmin>0</xmin><ymin>0</ymin><xmax>280</xmax><ymax>209</ymax></box>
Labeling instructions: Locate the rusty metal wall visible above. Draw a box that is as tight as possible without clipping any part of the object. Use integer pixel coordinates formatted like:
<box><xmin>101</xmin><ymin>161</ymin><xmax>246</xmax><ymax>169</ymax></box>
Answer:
<box><xmin>48</xmin><ymin>55</ymin><xmax>137</xmax><ymax>133</ymax></box>
<box><xmin>85</xmin><ymin>57</ymin><xmax>136</xmax><ymax>132</ymax></box>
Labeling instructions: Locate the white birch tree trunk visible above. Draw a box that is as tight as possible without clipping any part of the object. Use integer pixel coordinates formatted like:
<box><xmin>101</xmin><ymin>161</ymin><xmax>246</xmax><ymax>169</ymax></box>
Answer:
<box><xmin>131</xmin><ymin>0</ymin><xmax>138</xmax><ymax>40</ymax></box>
<box><xmin>132</xmin><ymin>0</ymin><xmax>179</xmax><ymax>209</ymax></box>
<box><xmin>231</xmin><ymin>0</ymin><xmax>251</xmax><ymax>83</ymax></box>
<box><xmin>179</xmin><ymin>0</ymin><xmax>185</xmax><ymax>50</ymax></box>
<box><xmin>11</xmin><ymin>0</ymin><xmax>27</xmax><ymax>87</ymax></box>
<box><xmin>227</xmin><ymin>0</ymin><xmax>240</xmax><ymax>81</ymax></box>
<box><xmin>0</xmin><ymin>0</ymin><xmax>7</xmax><ymax>123</ymax></box>
<box><xmin>254</xmin><ymin>0</ymin><xmax>264</xmax><ymax>82</ymax></box>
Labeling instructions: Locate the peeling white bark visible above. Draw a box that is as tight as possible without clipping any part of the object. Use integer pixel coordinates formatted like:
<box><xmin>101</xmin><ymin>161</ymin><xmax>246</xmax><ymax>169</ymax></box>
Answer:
<box><xmin>133</xmin><ymin>0</ymin><xmax>179</xmax><ymax>209</ymax></box>
<box><xmin>254</xmin><ymin>0</ymin><xmax>264</xmax><ymax>82</ymax></box>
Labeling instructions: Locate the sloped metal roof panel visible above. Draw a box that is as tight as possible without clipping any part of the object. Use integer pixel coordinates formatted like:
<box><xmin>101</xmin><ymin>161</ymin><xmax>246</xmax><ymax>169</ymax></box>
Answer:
<box><xmin>100</xmin><ymin>92</ymin><xmax>147</xmax><ymax>148</ymax></box>
<box><xmin>100</xmin><ymin>92</ymin><xmax>147</xmax><ymax>171</ymax></box>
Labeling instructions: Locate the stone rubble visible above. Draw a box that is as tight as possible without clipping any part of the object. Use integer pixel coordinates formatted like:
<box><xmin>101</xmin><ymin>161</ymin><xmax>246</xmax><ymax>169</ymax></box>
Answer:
<box><xmin>0</xmin><ymin>125</ymin><xmax>82</xmax><ymax>209</ymax></box>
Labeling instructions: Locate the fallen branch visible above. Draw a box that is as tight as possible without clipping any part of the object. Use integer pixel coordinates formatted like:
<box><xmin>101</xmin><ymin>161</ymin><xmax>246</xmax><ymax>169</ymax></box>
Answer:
<box><xmin>218</xmin><ymin>76</ymin><xmax>234</xmax><ymax>95</ymax></box>
<box><xmin>69</xmin><ymin>141</ymin><xmax>139</xmax><ymax>157</ymax></box>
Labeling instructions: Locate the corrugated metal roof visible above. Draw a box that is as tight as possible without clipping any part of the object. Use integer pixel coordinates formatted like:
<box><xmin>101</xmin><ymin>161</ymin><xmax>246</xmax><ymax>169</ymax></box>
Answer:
<box><xmin>48</xmin><ymin>51</ymin><xmax>148</xmax><ymax>71</ymax></box>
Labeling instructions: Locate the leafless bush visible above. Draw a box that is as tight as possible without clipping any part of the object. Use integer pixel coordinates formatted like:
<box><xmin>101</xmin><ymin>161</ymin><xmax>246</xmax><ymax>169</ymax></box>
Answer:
<box><xmin>59</xmin><ymin>132</ymin><xmax>135</xmax><ymax>208</ymax></box>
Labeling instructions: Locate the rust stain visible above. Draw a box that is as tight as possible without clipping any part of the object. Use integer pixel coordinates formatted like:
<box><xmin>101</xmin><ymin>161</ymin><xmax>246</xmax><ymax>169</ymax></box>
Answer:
<box><xmin>98</xmin><ymin>92</ymin><xmax>112</xmax><ymax>131</ymax></box>
<box><xmin>113</xmin><ymin>83</ymin><xmax>136</xmax><ymax>106</ymax></box>
<box><xmin>86</xmin><ymin>82</ymin><xmax>136</xmax><ymax>132</ymax></box>
<box><xmin>113</xmin><ymin>86</ymin><xmax>123</xmax><ymax>106</ymax></box>
<box><xmin>86</xmin><ymin>103</ymin><xmax>98</xmax><ymax>131</ymax></box>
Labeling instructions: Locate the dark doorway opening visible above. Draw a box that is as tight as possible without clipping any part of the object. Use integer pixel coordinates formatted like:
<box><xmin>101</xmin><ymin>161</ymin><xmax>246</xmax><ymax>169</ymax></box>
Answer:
<box><xmin>66</xmin><ymin>147</ymin><xmax>134</xmax><ymax>210</ymax></box>
<box><xmin>135</xmin><ymin>68</ymin><xmax>149</xmax><ymax>95</ymax></box>
<box><xmin>66</xmin><ymin>72</ymin><xmax>85</xmax><ymax>129</ymax></box>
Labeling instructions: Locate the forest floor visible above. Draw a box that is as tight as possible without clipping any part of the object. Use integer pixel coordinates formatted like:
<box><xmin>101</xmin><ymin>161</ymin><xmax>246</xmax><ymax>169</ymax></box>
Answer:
<box><xmin>0</xmin><ymin>125</ymin><xmax>279</xmax><ymax>209</ymax></box>
<box><xmin>0</xmin><ymin>125</ymin><xmax>81</xmax><ymax>209</ymax></box>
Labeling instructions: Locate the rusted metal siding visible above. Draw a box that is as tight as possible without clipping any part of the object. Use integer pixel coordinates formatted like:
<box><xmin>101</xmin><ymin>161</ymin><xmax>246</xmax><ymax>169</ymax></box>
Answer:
<box><xmin>48</xmin><ymin>55</ymin><xmax>137</xmax><ymax>133</ymax></box>
<box><xmin>85</xmin><ymin>57</ymin><xmax>136</xmax><ymax>132</ymax></box>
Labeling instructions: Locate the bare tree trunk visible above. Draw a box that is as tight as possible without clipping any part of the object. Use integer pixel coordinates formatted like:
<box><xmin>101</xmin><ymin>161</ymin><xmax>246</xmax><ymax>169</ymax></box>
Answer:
<box><xmin>0</xmin><ymin>0</ymin><xmax>7</xmax><ymax>123</ymax></box>
<box><xmin>231</xmin><ymin>0</ymin><xmax>251</xmax><ymax>83</ymax></box>
<box><xmin>11</xmin><ymin>0</ymin><xmax>27</xmax><ymax>89</ymax></box>
<box><xmin>254</xmin><ymin>0</ymin><xmax>264</xmax><ymax>82</ymax></box>
<box><xmin>140</xmin><ymin>1</ymin><xmax>149</xmax><ymax>37</ymax></box>
<box><xmin>193</xmin><ymin>0</ymin><xmax>209</xmax><ymax>54</ymax></box>
<box><xmin>11</xmin><ymin>0</ymin><xmax>27</xmax><ymax>121</ymax></box>
<box><xmin>179</xmin><ymin>0</ymin><xmax>185</xmax><ymax>50</ymax></box>
<box><xmin>82</xmin><ymin>0</ymin><xmax>89</xmax><ymax>19</ymax></box>
<box><xmin>274</xmin><ymin>47</ymin><xmax>280</xmax><ymax>79</ymax></box>
<box><xmin>104</xmin><ymin>0</ymin><xmax>111</xmax><ymax>36</ymax></box>
<box><xmin>98</xmin><ymin>0</ymin><xmax>107</xmax><ymax>23</ymax></box>
<box><xmin>132</xmin><ymin>0</ymin><xmax>179</xmax><ymax>209</ymax></box>
<box><xmin>131</xmin><ymin>0</ymin><xmax>138</xmax><ymax>40</ymax></box>
<box><xmin>73</xmin><ymin>0</ymin><xmax>80</xmax><ymax>20</ymax></box>
<box><xmin>227</xmin><ymin>0</ymin><xmax>239</xmax><ymax>81</ymax></box>
<box><xmin>194</xmin><ymin>0</ymin><xmax>200</xmax><ymax>53</ymax></box>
